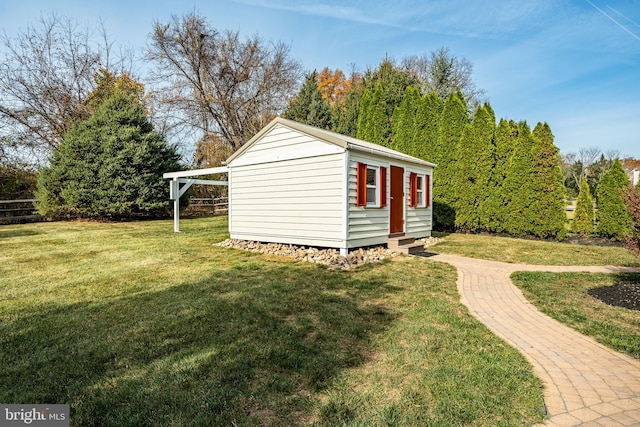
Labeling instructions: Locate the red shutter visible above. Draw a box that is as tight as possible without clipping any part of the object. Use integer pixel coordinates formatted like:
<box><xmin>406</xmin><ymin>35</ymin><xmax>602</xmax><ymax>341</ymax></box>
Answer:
<box><xmin>425</xmin><ymin>174</ymin><xmax>431</xmax><ymax>207</ymax></box>
<box><xmin>409</xmin><ymin>172</ymin><xmax>418</xmax><ymax>207</ymax></box>
<box><xmin>380</xmin><ymin>167</ymin><xmax>387</xmax><ymax>207</ymax></box>
<box><xmin>356</xmin><ymin>162</ymin><xmax>367</xmax><ymax>206</ymax></box>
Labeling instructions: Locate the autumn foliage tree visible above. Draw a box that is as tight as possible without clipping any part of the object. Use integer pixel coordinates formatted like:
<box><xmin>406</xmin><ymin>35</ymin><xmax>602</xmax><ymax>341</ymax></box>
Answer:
<box><xmin>317</xmin><ymin>67</ymin><xmax>350</xmax><ymax>106</ymax></box>
<box><xmin>87</xmin><ymin>68</ymin><xmax>145</xmax><ymax>111</ymax></box>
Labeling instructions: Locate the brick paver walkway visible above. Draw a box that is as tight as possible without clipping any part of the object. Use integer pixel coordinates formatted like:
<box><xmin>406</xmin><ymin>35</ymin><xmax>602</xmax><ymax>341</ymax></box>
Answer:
<box><xmin>430</xmin><ymin>253</ymin><xmax>640</xmax><ymax>426</ymax></box>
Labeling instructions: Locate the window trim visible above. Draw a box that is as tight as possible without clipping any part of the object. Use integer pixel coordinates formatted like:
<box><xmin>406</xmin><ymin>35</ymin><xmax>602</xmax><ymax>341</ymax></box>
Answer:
<box><xmin>366</xmin><ymin>165</ymin><xmax>380</xmax><ymax>207</ymax></box>
<box><xmin>410</xmin><ymin>172</ymin><xmax>431</xmax><ymax>208</ymax></box>
<box><xmin>425</xmin><ymin>174</ymin><xmax>431</xmax><ymax>208</ymax></box>
<box><xmin>416</xmin><ymin>175</ymin><xmax>424</xmax><ymax>207</ymax></box>
<box><xmin>356</xmin><ymin>162</ymin><xmax>387</xmax><ymax>208</ymax></box>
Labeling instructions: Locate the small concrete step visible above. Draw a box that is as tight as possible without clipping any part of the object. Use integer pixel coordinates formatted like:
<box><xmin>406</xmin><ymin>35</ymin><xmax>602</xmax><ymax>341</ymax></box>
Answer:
<box><xmin>393</xmin><ymin>242</ymin><xmax>425</xmax><ymax>255</ymax></box>
<box><xmin>388</xmin><ymin>236</ymin><xmax>424</xmax><ymax>255</ymax></box>
<box><xmin>387</xmin><ymin>236</ymin><xmax>416</xmax><ymax>250</ymax></box>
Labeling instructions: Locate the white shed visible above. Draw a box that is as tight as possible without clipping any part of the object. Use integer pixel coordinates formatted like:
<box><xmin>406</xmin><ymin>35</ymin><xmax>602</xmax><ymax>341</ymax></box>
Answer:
<box><xmin>226</xmin><ymin>117</ymin><xmax>435</xmax><ymax>256</ymax></box>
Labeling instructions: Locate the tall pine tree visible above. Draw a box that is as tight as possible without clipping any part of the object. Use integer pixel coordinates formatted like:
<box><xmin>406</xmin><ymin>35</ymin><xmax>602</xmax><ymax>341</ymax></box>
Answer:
<box><xmin>483</xmin><ymin>119</ymin><xmax>517</xmax><ymax>232</ymax></box>
<box><xmin>283</xmin><ymin>71</ymin><xmax>332</xmax><ymax>129</ymax></box>
<box><xmin>433</xmin><ymin>90</ymin><xmax>467</xmax><ymax>230</ymax></box>
<box><xmin>529</xmin><ymin>122</ymin><xmax>567</xmax><ymax>238</ymax></box>
<box><xmin>332</xmin><ymin>77</ymin><xmax>363</xmax><ymax>137</ymax></box>
<box><xmin>501</xmin><ymin>121</ymin><xmax>536</xmax><ymax>236</ymax></box>
<box><xmin>391</xmin><ymin>86</ymin><xmax>421</xmax><ymax>156</ymax></box>
<box><xmin>455</xmin><ymin>103</ymin><xmax>495</xmax><ymax>231</ymax></box>
<box><xmin>573</xmin><ymin>178</ymin><xmax>594</xmax><ymax>236</ymax></box>
<box><xmin>357</xmin><ymin>82</ymin><xmax>390</xmax><ymax>146</ymax></box>
<box><xmin>413</xmin><ymin>91</ymin><xmax>443</xmax><ymax>161</ymax></box>
<box><xmin>595</xmin><ymin>159</ymin><xmax>634</xmax><ymax>240</ymax></box>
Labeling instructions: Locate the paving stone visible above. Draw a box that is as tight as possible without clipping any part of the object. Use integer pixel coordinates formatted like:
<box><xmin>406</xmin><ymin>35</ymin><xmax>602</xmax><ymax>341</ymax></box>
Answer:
<box><xmin>430</xmin><ymin>253</ymin><xmax>640</xmax><ymax>426</ymax></box>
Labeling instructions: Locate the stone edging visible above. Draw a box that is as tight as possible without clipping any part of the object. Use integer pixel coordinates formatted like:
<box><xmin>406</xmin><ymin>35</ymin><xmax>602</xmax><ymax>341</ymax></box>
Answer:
<box><xmin>215</xmin><ymin>236</ymin><xmax>443</xmax><ymax>270</ymax></box>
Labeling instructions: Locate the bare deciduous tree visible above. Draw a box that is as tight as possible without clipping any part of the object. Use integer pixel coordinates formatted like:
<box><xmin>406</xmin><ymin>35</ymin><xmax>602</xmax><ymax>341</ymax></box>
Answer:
<box><xmin>147</xmin><ymin>13</ymin><xmax>302</xmax><ymax>152</ymax></box>
<box><xmin>0</xmin><ymin>15</ymin><xmax>101</xmax><ymax>161</ymax></box>
<box><xmin>0</xmin><ymin>15</ymin><xmax>133</xmax><ymax>165</ymax></box>
<box><xmin>565</xmin><ymin>146</ymin><xmax>602</xmax><ymax>190</ymax></box>
<box><xmin>402</xmin><ymin>47</ymin><xmax>486</xmax><ymax>110</ymax></box>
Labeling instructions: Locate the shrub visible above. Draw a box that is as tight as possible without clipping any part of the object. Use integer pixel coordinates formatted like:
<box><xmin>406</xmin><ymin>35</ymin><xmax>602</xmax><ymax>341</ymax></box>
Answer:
<box><xmin>623</xmin><ymin>184</ymin><xmax>640</xmax><ymax>255</ymax></box>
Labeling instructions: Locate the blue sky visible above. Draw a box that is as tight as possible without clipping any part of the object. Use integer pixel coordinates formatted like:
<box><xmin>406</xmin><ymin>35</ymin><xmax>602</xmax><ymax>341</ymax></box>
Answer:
<box><xmin>1</xmin><ymin>0</ymin><xmax>639</xmax><ymax>157</ymax></box>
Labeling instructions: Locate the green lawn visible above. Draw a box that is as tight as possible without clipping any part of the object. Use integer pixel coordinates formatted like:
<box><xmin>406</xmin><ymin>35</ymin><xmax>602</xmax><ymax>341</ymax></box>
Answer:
<box><xmin>430</xmin><ymin>232</ymin><xmax>640</xmax><ymax>266</ymax></box>
<box><xmin>0</xmin><ymin>217</ymin><xmax>545</xmax><ymax>426</ymax></box>
<box><xmin>512</xmin><ymin>272</ymin><xmax>640</xmax><ymax>359</ymax></box>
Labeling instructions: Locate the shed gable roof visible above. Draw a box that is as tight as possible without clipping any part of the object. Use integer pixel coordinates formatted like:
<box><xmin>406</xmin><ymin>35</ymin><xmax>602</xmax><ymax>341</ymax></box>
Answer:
<box><xmin>226</xmin><ymin>117</ymin><xmax>436</xmax><ymax>167</ymax></box>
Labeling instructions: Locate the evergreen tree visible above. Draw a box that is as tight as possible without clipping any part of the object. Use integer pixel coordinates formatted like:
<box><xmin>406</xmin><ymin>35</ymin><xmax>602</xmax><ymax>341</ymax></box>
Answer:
<box><xmin>362</xmin><ymin>58</ymin><xmax>418</xmax><ymax>120</ymax></box>
<box><xmin>391</xmin><ymin>86</ymin><xmax>421</xmax><ymax>156</ymax></box>
<box><xmin>357</xmin><ymin>82</ymin><xmax>390</xmax><ymax>146</ymax></box>
<box><xmin>332</xmin><ymin>80</ymin><xmax>363</xmax><ymax>137</ymax></box>
<box><xmin>483</xmin><ymin>119</ymin><xmax>516</xmax><ymax>232</ymax></box>
<box><xmin>573</xmin><ymin>178</ymin><xmax>594</xmax><ymax>236</ymax></box>
<box><xmin>595</xmin><ymin>159</ymin><xmax>633</xmax><ymax>240</ymax></box>
<box><xmin>356</xmin><ymin>88</ymin><xmax>372</xmax><ymax>140</ymax></box>
<box><xmin>337</xmin><ymin>58</ymin><xmax>416</xmax><ymax>140</ymax></box>
<box><xmin>36</xmin><ymin>91</ymin><xmax>182</xmax><ymax>219</ymax></box>
<box><xmin>433</xmin><ymin>90</ymin><xmax>467</xmax><ymax>230</ymax></box>
<box><xmin>455</xmin><ymin>103</ymin><xmax>495</xmax><ymax>231</ymax></box>
<box><xmin>454</xmin><ymin>121</ymin><xmax>475</xmax><ymax>231</ymax></box>
<box><xmin>283</xmin><ymin>71</ymin><xmax>332</xmax><ymax>129</ymax></box>
<box><xmin>413</xmin><ymin>91</ymin><xmax>443</xmax><ymax>161</ymax></box>
<box><xmin>501</xmin><ymin>122</ymin><xmax>536</xmax><ymax>236</ymax></box>
<box><xmin>529</xmin><ymin>122</ymin><xmax>567</xmax><ymax>239</ymax></box>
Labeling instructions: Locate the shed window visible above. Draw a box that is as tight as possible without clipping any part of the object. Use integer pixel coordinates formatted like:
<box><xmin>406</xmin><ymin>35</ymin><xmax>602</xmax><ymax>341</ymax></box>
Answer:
<box><xmin>410</xmin><ymin>172</ymin><xmax>429</xmax><ymax>208</ymax></box>
<box><xmin>409</xmin><ymin>172</ymin><xmax>431</xmax><ymax>208</ymax></box>
<box><xmin>366</xmin><ymin>166</ymin><xmax>379</xmax><ymax>206</ymax></box>
<box><xmin>416</xmin><ymin>175</ymin><xmax>424</xmax><ymax>206</ymax></box>
<box><xmin>356</xmin><ymin>163</ymin><xmax>385</xmax><ymax>208</ymax></box>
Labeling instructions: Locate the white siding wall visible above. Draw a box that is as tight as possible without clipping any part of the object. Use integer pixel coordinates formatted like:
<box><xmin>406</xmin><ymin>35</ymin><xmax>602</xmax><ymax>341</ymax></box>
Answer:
<box><xmin>347</xmin><ymin>152</ymin><xmax>433</xmax><ymax>247</ymax></box>
<box><xmin>228</xmin><ymin>126</ymin><xmax>346</xmax><ymax>248</ymax></box>
<box><xmin>405</xmin><ymin>167</ymin><xmax>433</xmax><ymax>238</ymax></box>
<box><xmin>230</xmin><ymin>123</ymin><xmax>342</xmax><ymax>166</ymax></box>
<box><xmin>346</xmin><ymin>152</ymin><xmax>390</xmax><ymax>248</ymax></box>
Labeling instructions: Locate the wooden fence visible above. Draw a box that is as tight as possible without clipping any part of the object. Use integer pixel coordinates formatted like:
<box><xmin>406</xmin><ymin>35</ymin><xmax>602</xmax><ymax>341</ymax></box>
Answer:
<box><xmin>183</xmin><ymin>197</ymin><xmax>229</xmax><ymax>216</ymax></box>
<box><xmin>0</xmin><ymin>199</ymin><xmax>42</xmax><ymax>224</ymax></box>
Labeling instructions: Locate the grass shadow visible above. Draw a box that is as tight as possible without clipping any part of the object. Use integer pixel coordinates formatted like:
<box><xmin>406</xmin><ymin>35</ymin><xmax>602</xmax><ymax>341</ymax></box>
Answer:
<box><xmin>0</xmin><ymin>261</ymin><xmax>400</xmax><ymax>426</ymax></box>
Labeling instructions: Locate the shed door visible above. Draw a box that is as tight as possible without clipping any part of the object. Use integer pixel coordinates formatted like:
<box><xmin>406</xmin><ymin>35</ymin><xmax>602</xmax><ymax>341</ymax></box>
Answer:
<box><xmin>390</xmin><ymin>166</ymin><xmax>404</xmax><ymax>234</ymax></box>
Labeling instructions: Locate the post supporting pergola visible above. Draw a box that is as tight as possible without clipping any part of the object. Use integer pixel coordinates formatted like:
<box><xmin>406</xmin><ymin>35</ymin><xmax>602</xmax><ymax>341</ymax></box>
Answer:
<box><xmin>163</xmin><ymin>167</ymin><xmax>229</xmax><ymax>232</ymax></box>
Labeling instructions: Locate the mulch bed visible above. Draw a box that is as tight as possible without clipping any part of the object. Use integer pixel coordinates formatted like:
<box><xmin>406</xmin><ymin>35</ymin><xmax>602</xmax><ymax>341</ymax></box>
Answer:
<box><xmin>588</xmin><ymin>282</ymin><xmax>640</xmax><ymax>311</ymax></box>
